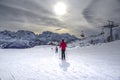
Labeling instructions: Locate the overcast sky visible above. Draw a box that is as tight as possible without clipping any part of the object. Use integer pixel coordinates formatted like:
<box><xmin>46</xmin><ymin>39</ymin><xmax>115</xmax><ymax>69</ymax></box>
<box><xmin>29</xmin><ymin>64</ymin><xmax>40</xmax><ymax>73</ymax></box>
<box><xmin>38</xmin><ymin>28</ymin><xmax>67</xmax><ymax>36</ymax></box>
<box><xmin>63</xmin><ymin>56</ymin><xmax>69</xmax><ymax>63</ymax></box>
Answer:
<box><xmin>0</xmin><ymin>0</ymin><xmax>120</xmax><ymax>37</ymax></box>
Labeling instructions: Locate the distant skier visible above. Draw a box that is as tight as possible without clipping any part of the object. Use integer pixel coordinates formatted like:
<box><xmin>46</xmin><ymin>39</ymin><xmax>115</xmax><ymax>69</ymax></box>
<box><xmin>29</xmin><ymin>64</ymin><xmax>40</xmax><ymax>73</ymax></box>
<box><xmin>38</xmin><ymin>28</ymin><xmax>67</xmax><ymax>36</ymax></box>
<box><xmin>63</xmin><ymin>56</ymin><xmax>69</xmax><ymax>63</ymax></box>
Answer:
<box><xmin>59</xmin><ymin>39</ymin><xmax>67</xmax><ymax>60</ymax></box>
<box><xmin>55</xmin><ymin>46</ymin><xmax>58</xmax><ymax>53</ymax></box>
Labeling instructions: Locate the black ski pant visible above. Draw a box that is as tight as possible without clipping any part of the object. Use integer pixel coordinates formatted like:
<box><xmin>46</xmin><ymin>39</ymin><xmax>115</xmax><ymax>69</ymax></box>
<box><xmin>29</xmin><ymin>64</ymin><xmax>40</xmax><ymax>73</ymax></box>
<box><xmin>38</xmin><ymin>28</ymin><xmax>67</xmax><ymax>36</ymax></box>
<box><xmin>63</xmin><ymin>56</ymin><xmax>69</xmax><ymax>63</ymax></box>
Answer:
<box><xmin>61</xmin><ymin>50</ymin><xmax>65</xmax><ymax>60</ymax></box>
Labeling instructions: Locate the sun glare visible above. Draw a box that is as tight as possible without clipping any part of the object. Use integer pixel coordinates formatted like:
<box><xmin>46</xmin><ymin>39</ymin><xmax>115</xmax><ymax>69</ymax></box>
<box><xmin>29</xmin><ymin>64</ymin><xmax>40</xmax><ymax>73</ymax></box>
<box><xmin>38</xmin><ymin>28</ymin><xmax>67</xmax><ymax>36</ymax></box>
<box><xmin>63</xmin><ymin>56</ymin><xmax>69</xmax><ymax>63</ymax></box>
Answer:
<box><xmin>54</xmin><ymin>2</ymin><xmax>67</xmax><ymax>16</ymax></box>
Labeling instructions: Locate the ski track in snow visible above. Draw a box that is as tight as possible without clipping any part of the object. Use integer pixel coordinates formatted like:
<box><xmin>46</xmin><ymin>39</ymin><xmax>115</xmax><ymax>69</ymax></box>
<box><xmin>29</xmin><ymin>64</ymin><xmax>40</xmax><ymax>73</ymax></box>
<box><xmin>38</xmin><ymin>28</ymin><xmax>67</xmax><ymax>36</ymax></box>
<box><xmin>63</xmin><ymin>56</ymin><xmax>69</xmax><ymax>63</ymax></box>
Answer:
<box><xmin>0</xmin><ymin>42</ymin><xmax>120</xmax><ymax>80</ymax></box>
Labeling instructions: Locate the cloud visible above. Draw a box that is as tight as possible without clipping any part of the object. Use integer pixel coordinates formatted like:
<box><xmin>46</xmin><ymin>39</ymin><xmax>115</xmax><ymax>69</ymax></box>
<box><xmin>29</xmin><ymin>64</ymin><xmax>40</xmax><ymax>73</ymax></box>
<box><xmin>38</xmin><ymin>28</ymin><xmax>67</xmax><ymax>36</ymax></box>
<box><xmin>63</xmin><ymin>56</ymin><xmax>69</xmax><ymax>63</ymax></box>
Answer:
<box><xmin>0</xmin><ymin>0</ymin><xmax>119</xmax><ymax>37</ymax></box>
<box><xmin>0</xmin><ymin>0</ymin><xmax>68</xmax><ymax>29</ymax></box>
<box><xmin>83</xmin><ymin>0</ymin><xmax>120</xmax><ymax>26</ymax></box>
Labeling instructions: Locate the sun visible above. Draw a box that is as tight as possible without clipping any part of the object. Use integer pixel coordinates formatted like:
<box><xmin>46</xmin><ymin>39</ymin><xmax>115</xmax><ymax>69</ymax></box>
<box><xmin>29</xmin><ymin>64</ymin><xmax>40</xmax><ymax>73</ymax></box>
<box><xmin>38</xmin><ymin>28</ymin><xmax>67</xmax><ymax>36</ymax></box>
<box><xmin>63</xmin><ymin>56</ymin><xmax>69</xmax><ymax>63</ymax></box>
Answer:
<box><xmin>54</xmin><ymin>2</ymin><xmax>67</xmax><ymax>16</ymax></box>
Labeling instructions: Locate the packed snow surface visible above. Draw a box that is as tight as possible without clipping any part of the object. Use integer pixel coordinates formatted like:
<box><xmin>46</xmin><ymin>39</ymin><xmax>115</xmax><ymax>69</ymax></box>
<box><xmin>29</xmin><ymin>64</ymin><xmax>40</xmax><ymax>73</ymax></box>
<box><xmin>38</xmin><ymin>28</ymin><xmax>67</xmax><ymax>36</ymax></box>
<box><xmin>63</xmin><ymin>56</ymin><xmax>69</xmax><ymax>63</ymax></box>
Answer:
<box><xmin>0</xmin><ymin>40</ymin><xmax>120</xmax><ymax>80</ymax></box>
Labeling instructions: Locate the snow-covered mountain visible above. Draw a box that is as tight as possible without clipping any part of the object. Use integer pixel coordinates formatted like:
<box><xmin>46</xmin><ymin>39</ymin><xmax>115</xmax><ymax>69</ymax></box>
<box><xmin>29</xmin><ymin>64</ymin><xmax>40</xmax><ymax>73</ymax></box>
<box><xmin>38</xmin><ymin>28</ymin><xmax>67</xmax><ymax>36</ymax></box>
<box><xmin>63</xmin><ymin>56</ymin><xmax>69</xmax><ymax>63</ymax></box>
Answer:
<box><xmin>0</xmin><ymin>30</ymin><xmax>37</xmax><ymax>48</ymax></box>
<box><xmin>0</xmin><ymin>30</ymin><xmax>79</xmax><ymax>48</ymax></box>
<box><xmin>38</xmin><ymin>31</ymin><xmax>79</xmax><ymax>45</ymax></box>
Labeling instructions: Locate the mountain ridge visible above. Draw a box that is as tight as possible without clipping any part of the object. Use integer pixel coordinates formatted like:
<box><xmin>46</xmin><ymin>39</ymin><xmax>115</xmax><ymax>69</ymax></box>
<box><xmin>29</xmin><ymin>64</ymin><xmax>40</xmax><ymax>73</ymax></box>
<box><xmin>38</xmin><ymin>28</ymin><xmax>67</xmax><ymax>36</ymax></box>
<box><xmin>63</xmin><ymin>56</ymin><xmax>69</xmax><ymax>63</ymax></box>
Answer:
<box><xmin>0</xmin><ymin>30</ymin><xmax>79</xmax><ymax>48</ymax></box>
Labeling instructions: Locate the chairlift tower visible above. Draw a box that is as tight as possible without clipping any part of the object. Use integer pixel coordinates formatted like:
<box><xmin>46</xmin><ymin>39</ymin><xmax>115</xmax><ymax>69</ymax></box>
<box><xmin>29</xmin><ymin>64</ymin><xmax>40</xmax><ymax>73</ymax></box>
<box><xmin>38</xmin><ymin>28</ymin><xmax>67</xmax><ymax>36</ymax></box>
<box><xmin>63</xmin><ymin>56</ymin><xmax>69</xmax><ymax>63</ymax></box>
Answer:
<box><xmin>103</xmin><ymin>20</ymin><xmax>119</xmax><ymax>41</ymax></box>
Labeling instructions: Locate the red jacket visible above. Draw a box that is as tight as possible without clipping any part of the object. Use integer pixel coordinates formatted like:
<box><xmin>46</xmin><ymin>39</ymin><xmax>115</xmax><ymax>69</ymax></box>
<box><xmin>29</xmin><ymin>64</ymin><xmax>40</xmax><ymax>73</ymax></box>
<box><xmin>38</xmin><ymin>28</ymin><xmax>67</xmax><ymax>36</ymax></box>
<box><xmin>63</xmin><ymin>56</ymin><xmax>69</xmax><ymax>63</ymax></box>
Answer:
<box><xmin>60</xmin><ymin>41</ymin><xmax>67</xmax><ymax>50</ymax></box>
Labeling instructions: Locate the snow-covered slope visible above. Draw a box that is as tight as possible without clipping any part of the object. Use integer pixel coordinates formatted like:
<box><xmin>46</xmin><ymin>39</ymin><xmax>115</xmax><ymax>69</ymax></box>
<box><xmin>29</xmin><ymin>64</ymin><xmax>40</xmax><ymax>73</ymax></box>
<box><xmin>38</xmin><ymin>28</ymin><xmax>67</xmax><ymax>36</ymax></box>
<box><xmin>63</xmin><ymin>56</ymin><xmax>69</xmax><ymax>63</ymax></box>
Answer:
<box><xmin>73</xmin><ymin>27</ymin><xmax>120</xmax><ymax>47</ymax></box>
<box><xmin>0</xmin><ymin>40</ymin><xmax>120</xmax><ymax>80</ymax></box>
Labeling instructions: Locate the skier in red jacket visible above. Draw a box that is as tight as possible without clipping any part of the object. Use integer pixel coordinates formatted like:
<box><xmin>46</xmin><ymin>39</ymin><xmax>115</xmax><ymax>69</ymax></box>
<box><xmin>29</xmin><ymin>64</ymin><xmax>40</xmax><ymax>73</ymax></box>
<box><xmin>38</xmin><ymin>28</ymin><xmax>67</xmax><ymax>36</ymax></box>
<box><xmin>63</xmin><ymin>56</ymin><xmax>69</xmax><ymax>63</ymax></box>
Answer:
<box><xmin>60</xmin><ymin>39</ymin><xmax>67</xmax><ymax>60</ymax></box>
